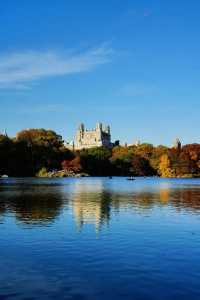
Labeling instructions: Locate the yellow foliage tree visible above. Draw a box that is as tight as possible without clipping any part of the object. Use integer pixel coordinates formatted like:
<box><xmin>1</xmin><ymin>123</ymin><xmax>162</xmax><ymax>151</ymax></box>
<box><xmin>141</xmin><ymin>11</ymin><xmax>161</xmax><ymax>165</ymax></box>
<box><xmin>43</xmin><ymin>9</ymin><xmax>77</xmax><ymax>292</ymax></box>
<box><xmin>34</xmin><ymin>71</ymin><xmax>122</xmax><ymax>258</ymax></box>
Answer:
<box><xmin>159</xmin><ymin>154</ymin><xmax>175</xmax><ymax>177</ymax></box>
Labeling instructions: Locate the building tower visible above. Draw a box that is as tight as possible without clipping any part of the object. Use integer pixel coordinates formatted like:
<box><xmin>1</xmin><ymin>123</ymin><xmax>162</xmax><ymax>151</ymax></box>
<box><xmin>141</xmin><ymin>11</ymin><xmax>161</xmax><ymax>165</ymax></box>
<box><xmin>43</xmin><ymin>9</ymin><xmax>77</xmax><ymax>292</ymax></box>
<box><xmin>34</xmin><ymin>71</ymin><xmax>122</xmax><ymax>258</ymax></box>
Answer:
<box><xmin>96</xmin><ymin>122</ymin><xmax>103</xmax><ymax>143</ymax></box>
<box><xmin>134</xmin><ymin>139</ymin><xmax>141</xmax><ymax>147</ymax></box>
<box><xmin>173</xmin><ymin>138</ymin><xmax>181</xmax><ymax>151</ymax></box>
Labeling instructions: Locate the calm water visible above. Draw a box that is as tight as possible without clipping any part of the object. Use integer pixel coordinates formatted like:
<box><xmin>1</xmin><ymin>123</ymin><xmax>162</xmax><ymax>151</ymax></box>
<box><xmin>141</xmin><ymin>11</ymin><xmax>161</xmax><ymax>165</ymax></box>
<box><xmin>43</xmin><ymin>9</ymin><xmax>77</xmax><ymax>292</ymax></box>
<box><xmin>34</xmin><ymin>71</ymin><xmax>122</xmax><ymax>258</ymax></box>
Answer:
<box><xmin>0</xmin><ymin>177</ymin><xmax>200</xmax><ymax>300</ymax></box>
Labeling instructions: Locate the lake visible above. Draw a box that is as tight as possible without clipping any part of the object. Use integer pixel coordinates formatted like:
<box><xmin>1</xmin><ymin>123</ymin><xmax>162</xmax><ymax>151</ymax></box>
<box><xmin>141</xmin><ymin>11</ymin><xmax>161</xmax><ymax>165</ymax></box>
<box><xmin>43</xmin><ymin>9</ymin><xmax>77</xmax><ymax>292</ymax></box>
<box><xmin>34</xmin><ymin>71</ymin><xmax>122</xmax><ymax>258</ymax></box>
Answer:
<box><xmin>0</xmin><ymin>177</ymin><xmax>200</xmax><ymax>300</ymax></box>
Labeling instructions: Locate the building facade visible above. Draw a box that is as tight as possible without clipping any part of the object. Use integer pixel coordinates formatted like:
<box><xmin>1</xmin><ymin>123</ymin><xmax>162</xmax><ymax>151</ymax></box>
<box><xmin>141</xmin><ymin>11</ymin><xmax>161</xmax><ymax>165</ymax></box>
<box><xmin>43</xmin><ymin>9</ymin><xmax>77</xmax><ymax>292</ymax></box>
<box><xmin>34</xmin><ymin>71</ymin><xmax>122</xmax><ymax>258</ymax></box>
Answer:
<box><xmin>66</xmin><ymin>122</ymin><xmax>112</xmax><ymax>150</ymax></box>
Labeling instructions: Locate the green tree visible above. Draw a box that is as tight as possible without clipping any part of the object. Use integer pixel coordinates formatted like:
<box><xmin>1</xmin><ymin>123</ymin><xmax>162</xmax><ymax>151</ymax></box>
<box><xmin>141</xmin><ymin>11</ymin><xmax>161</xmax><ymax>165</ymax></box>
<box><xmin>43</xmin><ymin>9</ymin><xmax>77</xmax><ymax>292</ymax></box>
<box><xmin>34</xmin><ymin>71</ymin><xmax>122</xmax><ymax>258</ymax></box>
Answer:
<box><xmin>80</xmin><ymin>147</ymin><xmax>112</xmax><ymax>176</ymax></box>
<box><xmin>110</xmin><ymin>146</ymin><xmax>132</xmax><ymax>175</ymax></box>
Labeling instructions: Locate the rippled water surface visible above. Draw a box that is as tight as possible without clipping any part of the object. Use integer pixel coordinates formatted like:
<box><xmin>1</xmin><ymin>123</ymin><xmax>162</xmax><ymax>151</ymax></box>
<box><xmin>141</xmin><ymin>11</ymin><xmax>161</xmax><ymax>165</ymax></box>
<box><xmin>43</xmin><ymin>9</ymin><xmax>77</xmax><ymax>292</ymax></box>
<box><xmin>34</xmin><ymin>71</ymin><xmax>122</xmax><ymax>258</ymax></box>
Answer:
<box><xmin>0</xmin><ymin>177</ymin><xmax>200</xmax><ymax>300</ymax></box>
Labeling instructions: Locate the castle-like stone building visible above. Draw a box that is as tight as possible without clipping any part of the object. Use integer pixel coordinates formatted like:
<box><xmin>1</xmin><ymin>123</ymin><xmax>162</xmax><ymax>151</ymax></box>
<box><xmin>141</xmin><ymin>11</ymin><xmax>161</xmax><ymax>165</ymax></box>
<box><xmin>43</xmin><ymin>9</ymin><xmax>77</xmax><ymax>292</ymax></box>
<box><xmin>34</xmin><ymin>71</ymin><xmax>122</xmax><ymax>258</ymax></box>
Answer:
<box><xmin>66</xmin><ymin>122</ymin><xmax>112</xmax><ymax>150</ymax></box>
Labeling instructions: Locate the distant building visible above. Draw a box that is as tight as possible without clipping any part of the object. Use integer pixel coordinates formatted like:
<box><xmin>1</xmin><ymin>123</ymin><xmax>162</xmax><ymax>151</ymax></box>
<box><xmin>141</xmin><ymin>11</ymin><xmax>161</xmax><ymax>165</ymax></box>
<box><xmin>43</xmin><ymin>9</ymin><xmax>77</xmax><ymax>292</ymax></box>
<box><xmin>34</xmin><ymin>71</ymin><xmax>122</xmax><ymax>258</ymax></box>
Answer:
<box><xmin>173</xmin><ymin>138</ymin><xmax>182</xmax><ymax>150</ymax></box>
<box><xmin>134</xmin><ymin>140</ymin><xmax>141</xmax><ymax>146</ymax></box>
<box><xmin>126</xmin><ymin>140</ymin><xmax>141</xmax><ymax>147</ymax></box>
<box><xmin>66</xmin><ymin>122</ymin><xmax>112</xmax><ymax>150</ymax></box>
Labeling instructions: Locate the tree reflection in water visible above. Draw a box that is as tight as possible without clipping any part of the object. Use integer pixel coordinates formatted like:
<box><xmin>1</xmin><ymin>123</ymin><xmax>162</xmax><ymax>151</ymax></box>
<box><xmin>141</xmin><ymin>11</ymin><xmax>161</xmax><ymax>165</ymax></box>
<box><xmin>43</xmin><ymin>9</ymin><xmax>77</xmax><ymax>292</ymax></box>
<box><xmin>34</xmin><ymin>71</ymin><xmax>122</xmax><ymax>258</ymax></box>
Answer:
<box><xmin>69</xmin><ymin>179</ymin><xmax>200</xmax><ymax>231</ymax></box>
<box><xmin>0</xmin><ymin>182</ymin><xmax>65</xmax><ymax>226</ymax></box>
<box><xmin>0</xmin><ymin>178</ymin><xmax>200</xmax><ymax>229</ymax></box>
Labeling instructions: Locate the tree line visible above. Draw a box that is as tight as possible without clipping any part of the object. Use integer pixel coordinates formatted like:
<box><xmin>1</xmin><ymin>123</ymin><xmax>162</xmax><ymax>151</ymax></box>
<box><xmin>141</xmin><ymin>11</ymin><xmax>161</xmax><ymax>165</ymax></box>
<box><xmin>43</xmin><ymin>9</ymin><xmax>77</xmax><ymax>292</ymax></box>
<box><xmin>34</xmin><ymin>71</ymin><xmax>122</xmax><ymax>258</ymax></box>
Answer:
<box><xmin>0</xmin><ymin>129</ymin><xmax>200</xmax><ymax>177</ymax></box>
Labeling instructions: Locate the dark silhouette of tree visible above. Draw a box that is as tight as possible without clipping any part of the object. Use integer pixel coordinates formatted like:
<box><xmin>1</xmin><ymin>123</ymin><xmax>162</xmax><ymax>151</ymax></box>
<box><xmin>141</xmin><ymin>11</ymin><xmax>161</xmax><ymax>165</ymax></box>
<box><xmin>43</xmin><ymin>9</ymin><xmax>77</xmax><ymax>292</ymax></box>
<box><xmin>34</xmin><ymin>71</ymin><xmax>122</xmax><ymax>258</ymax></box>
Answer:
<box><xmin>0</xmin><ymin>130</ymin><xmax>200</xmax><ymax>177</ymax></box>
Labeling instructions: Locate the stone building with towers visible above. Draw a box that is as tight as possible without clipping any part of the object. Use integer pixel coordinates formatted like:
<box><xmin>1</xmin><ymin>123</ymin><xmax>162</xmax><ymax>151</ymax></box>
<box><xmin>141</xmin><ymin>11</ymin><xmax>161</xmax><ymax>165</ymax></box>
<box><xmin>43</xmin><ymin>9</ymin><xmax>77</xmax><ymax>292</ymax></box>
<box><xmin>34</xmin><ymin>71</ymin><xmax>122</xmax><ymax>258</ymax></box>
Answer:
<box><xmin>65</xmin><ymin>122</ymin><xmax>112</xmax><ymax>150</ymax></box>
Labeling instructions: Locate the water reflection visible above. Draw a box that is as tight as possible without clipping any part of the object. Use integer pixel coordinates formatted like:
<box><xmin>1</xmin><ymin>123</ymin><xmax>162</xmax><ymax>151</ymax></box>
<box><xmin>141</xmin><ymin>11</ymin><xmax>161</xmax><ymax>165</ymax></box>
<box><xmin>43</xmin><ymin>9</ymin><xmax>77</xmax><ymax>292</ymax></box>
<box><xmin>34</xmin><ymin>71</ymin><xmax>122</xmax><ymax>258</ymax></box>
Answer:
<box><xmin>66</xmin><ymin>179</ymin><xmax>200</xmax><ymax>231</ymax></box>
<box><xmin>1</xmin><ymin>178</ymin><xmax>200</xmax><ymax>300</ymax></box>
<box><xmin>0</xmin><ymin>178</ymin><xmax>200</xmax><ymax>228</ymax></box>
<box><xmin>70</xmin><ymin>179</ymin><xmax>200</xmax><ymax>231</ymax></box>
<box><xmin>71</xmin><ymin>180</ymin><xmax>111</xmax><ymax>232</ymax></box>
<box><xmin>0</xmin><ymin>181</ymin><xmax>64</xmax><ymax>226</ymax></box>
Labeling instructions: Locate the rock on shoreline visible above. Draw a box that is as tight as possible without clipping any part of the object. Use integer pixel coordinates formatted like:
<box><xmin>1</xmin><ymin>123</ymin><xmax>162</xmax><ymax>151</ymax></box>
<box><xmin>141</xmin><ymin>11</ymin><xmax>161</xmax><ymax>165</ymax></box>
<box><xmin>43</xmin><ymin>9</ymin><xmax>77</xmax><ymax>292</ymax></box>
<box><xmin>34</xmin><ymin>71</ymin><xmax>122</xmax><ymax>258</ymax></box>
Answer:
<box><xmin>37</xmin><ymin>169</ymin><xmax>89</xmax><ymax>178</ymax></box>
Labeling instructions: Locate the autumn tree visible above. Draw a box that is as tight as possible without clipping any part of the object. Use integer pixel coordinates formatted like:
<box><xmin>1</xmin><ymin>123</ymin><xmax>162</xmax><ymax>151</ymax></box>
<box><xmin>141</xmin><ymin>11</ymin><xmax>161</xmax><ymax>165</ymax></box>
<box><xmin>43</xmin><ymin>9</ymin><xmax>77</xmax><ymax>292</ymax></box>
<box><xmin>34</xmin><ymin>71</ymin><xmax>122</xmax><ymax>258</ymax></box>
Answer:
<box><xmin>110</xmin><ymin>146</ymin><xmax>132</xmax><ymax>175</ymax></box>
<box><xmin>150</xmin><ymin>145</ymin><xmax>169</xmax><ymax>171</ymax></box>
<box><xmin>14</xmin><ymin>129</ymin><xmax>73</xmax><ymax>176</ymax></box>
<box><xmin>159</xmin><ymin>154</ymin><xmax>175</xmax><ymax>177</ymax></box>
<box><xmin>61</xmin><ymin>156</ymin><xmax>82</xmax><ymax>173</ymax></box>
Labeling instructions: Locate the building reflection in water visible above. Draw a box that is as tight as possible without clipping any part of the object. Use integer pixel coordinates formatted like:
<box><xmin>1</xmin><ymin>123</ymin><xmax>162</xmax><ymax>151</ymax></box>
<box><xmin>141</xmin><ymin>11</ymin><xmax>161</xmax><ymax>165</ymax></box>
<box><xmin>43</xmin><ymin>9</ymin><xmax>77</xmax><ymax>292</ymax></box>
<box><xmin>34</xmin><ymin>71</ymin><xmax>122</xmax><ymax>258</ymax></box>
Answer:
<box><xmin>70</xmin><ymin>180</ymin><xmax>111</xmax><ymax>232</ymax></box>
<box><xmin>70</xmin><ymin>179</ymin><xmax>200</xmax><ymax>231</ymax></box>
<box><xmin>0</xmin><ymin>179</ymin><xmax>200</xmax><ymax>229</ymax></box>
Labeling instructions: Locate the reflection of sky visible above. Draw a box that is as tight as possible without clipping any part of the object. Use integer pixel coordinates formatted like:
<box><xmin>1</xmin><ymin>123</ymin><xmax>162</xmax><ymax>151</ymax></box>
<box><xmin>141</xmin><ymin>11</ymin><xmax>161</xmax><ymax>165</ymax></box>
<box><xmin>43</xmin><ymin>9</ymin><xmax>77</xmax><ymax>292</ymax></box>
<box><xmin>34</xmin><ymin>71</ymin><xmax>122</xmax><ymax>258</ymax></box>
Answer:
<box><xmin>1</xmin><ymin>177</ymin><xmax>200</xmax><ymax>299</ymax></box>
<box><xmin>61</xmin><ymin>177</ymin><xmax>200</xmax><ymax>231</ymax></box>
<box><xmin>0</xmin><ymin>177</ymin><xmax>200</xmax><ymax>231</ymax></box>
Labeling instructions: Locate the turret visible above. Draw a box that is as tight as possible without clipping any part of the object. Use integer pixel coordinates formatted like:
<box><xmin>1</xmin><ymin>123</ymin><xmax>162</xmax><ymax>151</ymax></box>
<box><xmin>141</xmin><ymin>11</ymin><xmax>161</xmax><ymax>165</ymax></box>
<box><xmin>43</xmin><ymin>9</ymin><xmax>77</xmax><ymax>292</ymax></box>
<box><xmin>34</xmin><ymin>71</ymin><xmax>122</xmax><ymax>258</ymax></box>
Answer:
<box><xmin>173</xmin><ymin>138</ymin><xmax>181</xmax><ymax>151</ymax></box>
<box><xmin>78</xmin><ymin>123</ymin><xmax>85</xmax><ymax>132</ymax></box>
<box><xmin>96</xmin><ymin>122</ymin><xmax>102</xmax><ymax>131</ymax></box>
<box><xmin>76</xmin><ymin>123</ymin><xmax>85</xmax><ymax>144</ymax></box>
<box><xmin>105</xmin><ymin>125</ymin><xmax>110</xmax><ymax>135</ymax></box>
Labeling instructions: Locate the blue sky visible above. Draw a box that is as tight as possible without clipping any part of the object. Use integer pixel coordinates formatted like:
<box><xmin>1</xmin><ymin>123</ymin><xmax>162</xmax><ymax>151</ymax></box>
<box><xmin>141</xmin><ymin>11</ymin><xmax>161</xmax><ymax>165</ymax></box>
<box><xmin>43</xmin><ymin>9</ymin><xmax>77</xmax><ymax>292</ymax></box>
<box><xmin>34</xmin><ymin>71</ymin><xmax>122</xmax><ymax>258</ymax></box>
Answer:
<box><xmin>0</xmin><ymin>0</ymin><xmax>199</xmax><ymax>145</ymax></box>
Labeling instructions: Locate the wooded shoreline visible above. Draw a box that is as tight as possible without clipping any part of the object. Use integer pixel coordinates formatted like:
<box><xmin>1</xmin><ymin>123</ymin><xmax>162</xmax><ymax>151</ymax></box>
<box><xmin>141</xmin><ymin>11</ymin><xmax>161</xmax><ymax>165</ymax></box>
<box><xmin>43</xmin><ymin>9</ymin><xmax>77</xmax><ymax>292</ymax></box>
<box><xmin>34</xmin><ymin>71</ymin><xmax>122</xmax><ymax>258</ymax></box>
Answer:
<box><xmin>0</xmin><ymin>129</ymin><xmax>200</xmax><ymax>178</ymax></box>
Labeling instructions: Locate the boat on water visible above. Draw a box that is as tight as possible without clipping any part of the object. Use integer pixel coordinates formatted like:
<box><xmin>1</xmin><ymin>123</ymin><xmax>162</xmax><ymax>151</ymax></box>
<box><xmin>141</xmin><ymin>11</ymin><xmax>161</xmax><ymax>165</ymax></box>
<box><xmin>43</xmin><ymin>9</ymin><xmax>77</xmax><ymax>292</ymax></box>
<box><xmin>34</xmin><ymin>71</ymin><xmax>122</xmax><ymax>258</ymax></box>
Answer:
<box><xmin>127</xmin><ymin>177</ymin><xmax>135</xmax><ymax>181</ymax></box>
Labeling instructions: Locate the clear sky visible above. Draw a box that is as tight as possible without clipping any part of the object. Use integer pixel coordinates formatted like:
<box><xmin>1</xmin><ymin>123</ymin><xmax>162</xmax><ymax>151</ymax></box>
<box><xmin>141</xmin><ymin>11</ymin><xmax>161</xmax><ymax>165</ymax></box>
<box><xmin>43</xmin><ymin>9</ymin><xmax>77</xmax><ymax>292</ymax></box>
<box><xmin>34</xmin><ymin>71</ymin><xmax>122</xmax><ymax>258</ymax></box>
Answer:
<box><xmin>0</xmin><ymin>0</ymin><xmax>199</xmax><ymax>145</ymax></box>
